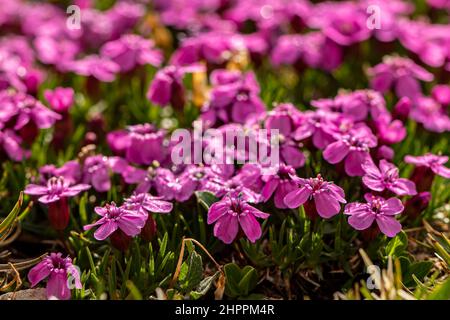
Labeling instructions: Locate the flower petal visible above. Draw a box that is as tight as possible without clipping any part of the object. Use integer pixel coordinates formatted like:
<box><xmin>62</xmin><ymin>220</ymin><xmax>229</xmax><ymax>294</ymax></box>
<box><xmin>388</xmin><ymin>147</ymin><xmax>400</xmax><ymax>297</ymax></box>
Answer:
<box><xmin>239</xmin><ymin>213</ymin><xmax>262</xmax><ymax>243</ymax></box>
<box><xmin>283</xmin><ymin>187</ymin><xmax>311</xmax><ymax>209</ymax></box>
<box><xmin>323</xmin><ymin>141</ymin><xmax>349</xmax><ymax>164</ymax></box>
<box><xmin>28</xmin><ymin>261</ymin><xmax>51</xmax><ymax>287</ymax></box>
<box><xmin>47</xmin><ymin>273</ymin><xmax>71</xmax><ymax>300</ymax></box>
<box><xmin>376</xmin><ymin>215</ymin><xmax>402</xmax><ymax>237</ymax></box>
<box><xmin>94</xmin><ymin>221</ymin><xmax>118</xmax><ymax>240</ymax></box>
<box><xmin>314</xmin><ymin>192</ymin><xmax>341</xmax><ymax>218</ymax></box>
<box><xmin>213</xmin><ymin>214</ymin><xmax>238</xmax><ymax>244</ymax></box>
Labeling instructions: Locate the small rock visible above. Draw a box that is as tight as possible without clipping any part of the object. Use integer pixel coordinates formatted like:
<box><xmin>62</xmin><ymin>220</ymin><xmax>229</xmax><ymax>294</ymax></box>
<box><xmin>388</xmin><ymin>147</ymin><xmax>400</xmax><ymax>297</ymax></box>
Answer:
<box><xmin>0</xmin><ymin>288</ymin><xmax>47</xmax><ymax>300</ymax></box>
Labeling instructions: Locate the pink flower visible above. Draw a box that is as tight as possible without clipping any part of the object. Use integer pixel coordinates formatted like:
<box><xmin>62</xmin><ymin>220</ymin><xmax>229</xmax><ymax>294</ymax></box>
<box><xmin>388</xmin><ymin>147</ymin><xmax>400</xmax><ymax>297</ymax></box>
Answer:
<box><xmin>207</xmin><ymin>193</ymin><xmax>269</xmax><ymax>244</ymax></box>
<box><xmin>122</xmin><ymin>165</ymin><xmax>176</xmax><ymax>199</ymax></box>
<box><xmin>261</xmin><ymin>164</ymin><xmax>298</xmax><ymax>209</ymax></box>
<box><xmin>322</xmin><ymin>5</ymin><xmax>371</xmax><ymax>46</ymax></box>
<box><xmin>293</xmin><ymin>110</ymin><xmax>336</xmax><ymax>149</ymax></box>
<box><xmin>405</xmin><ymin>153</ymin><xmax>450</xmax><ymax>192</ymax></box>
<box><xmin>431</xmin><ymin>84</ymin><xmax>450</xmax><ymax>107</ymax></box>
<box><xmin>25</xmin><ymin>176</ymin><xmax>90</xmax><ymax>230</ymax></box>
<box><xmin>124</xmin><ymin>193</ymin><xmax>173</xmax><ymax>242</ymax></box>
<box><xmin>405</xmin><ymin>153</ymin><xmax>450</xmax><ymax>178</ymax></box>
<box><xmin>82</xmin><ymin>155</ymin><xmax>127</xmax><ymax>192</ymax></box>
<box><xmin>125</xmin><ymin>124</ymin><xmax>166</xmax><ymax>165</ymax></box>
<box><xmin>44</xmin><ymin>87</ymin><xmax>74</xmax><ymax>113</ymax></box>
<box><xmin>70</xmin><ymin>55</ymin><xmax>120</xmax><ymax>82</ymax></box>
<box><xmin>0</xmin><ymin>129</ymin><xmax>29</xmax><ymax>161</ymax></box>
<box><xmin>28</xmin><ymin>252</ymin><xmax>81</xmax><ymax>300</ymax></box>
<box><xmin>124</xmin><ymin>193</ymin><xmax>173</xmax><ymax>216</ymax></box>
<box><xmin>284</xmin><ymin>174</ymin><xmax>346</xmax><ymax>218</ymax></box>
<box><xmin>100</xmin><ymin>34</ymin><xmax>163</xmax><ymax>72</ymax></box>
<box><xmin>362</xmin><ymin>159</ymin><xmax>417</xmax><ymax>196</ymax></box>
<box><xmin>0</xmin><ymin>90</ymin><xmax>62</xmax><ymax>130</ymax></box>
<box><xmin>83</xmin><ymin>202</ymin><xmax>147</xmax><ymax>241</ymax></box>
<box><xmin>323</xmin><ymin>124</ymin><xmax>378</xmax><ymax>176</ymax></box>
<box><xmin>345</xmin><ymin>194</ymin><xmax>404</xmax><ymax>237</ymax></box>
<box><xmin>201</xmin><ymin>69</ymin><xmax>265</xmax><ymax>126</ymax></box>
<box><xmin>24</xmin><ymin>176</ymin><xmax>90</xmax><ymax>204</ymax></box>
<box><xmin>368</xmin><ymin>55</ymin><xmax>434</xmax><ymax>100</ymax></box>
<box><xmin>374</xmin><ymin>113</ymin><xmax>407</xmax><ymax>144</ymax></box>
<box><xmin>410</xmin><ymin>96</ymin><xmax>450</xmax><ymax>133</ymax></box>
<box><xmin>147</xmin><ymin>65</ymin><xmax>186</xmax><ymax>110</ymax></box>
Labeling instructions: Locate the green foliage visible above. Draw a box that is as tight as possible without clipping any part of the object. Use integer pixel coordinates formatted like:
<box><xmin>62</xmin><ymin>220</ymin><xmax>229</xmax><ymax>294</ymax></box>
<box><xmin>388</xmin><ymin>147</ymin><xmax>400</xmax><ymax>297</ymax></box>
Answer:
<box><xmin>223</xmin><ymin>263</ymin><xmax>259</xmax><ymax>299</ymax></box>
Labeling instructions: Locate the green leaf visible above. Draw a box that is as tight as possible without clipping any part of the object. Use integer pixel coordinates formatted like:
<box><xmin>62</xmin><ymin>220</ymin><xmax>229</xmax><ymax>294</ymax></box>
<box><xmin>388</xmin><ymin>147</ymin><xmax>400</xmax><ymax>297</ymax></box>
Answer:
<box><xmin>224</xmin><ymin>263</ymin><xmax>258</xmax><ymax>298</ymax></box>
<box><xmin>224</xmin><ymin>263</ymin><xmax>242</xmax><ymax>298</ymax></box>
<box><xmin>385</xmin><ymin>231</ymin><xmax>408</xmax><ymax>258</ymax></box>
<box><xmin>238</xmin><ymin>266</ymin><xmax>258</xmax><ymax>297</ymax></box>
<box><xmin>190</xmin><ymin>271</ymin><xmax>220</xmax><ymax>300</ymax></box>
<box><xmin>178</xmin><ymin>250</ymin><xmax>203</xmax><ymax>293</ymax></box>
<box><xmin>0</xmin><ymin>192</ymin><xmax>23</xmax><ymax>239</ymax></box>
<box><xmin>427</xmin><ymin>278</ymin><xmax>450</xmax><ymax>300</ymax></box>
<box><xmin>403</xmin><ymin>261</ymin><xmax>433</xmax><ymax>287</ymax></box>
<box><xmin>195</xmin><ymin>191</ymin><xmax>219</xmax><ymax>210</ymax></box>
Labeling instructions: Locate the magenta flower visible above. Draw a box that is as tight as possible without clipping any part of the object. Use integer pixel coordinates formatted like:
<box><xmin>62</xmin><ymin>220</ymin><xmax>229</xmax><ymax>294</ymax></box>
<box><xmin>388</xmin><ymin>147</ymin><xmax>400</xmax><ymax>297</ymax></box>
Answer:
<box><xmin>124</xmin><ymin>193</ymin><xmax>172</xmax><ymax>242</ymax></box>
<box><xmin>82</xmin><ymin>155</ymin><xmax>127</xmax><ymax>192</ymax></box>
<box><xmin>39</xmin><ymin>160</ymin><xmax>81</xmax><ymax>185</ymax></box>
<box><xmin>123</xmin><ymin>166</ymin><xmax>175</xmax><ymax>199</ymax></box>
<box><xmin>124</xmin><ymin>193</ymin><xmax>173</xmax><ymax>216</ymax></box>
<box><xmin>24</xmin><ymin>176</ymin><xmax>90</xmax><ymax>204</ymax></box>
<box><xmin>271</xmin><ymin>32</ymin><xmax>342</xmax><ymax>71</ymax></box>
<box><xmin>322</xmin><ymin>5</ymin><xmax>371</xmax><ymax>46</ymax></box>
<box><xmin>147</xmin><ymin>65</ymin><xmax>186</xmax><ymax>110</ymax></box>
<box><xmin>368</xmin><ymin>56</ymin><xmax>434</xmax><ymax>100</ymax></box>
<box><xmin>0</xmin><ymin>91</ymin><xmax>62</xmax><ymax>131</ymax></box>
<box><xmin>362</xmin><ymin>159</ymin><xmax>417</xmax><ymax>196</ymax></box>
<box><xmin>100</xmin><ymin>34</ymin><xmax>163</xmax><ymax>72</ymax></box>
<box><xmin>405</xmin><ymin>153</ymin><xmax>450</xmax><ymax>192</ymax></box>
<box><xmin>323</xmin><ymin>124</ymin><xmax>378</xmax><ymax>176</ymax></box>
<box><xmin>28</xmin><ymin>252</ymin><xmax>81</xmax><ymax>300</ymax></box>
<box><xmin>293</xmin><ymin>110</ymin><xmax>336</xmax><ymax>149</ymax></box>
<box><xmin>265</xmin><ymin>103</ymin><xmax>303</xmax><ymax>137</ymax></box>
<box><xmin>345</xmin><ymin>194</ymin><xmax>404</xmax><ymax>237</ymax></box>
<box><xmin>410</xmin><ymin>96</ymin><xmax>450</xmax><ymax>133</ymax></box>
<box><xmin>25</xmin><ymin>176</ymin><xmax>90</xmax><ymax>230</ymax></box>
<box><xmin>201</xmin><ymin>69</ymin><xmax>265</xmax><ymax>126</ymax></box>
<box><xmin>44</xmin><ymin>87</ymin><xmax>74</xmax><ymax>113</ymax></box>
<box><xmin>106</xmin><ymin>129</ymin><xmax>131</xmax><ymax>156</ymax></box>
<box><xmin>207</xmin><ymin>193</ymin><xmax>269</xmax><ymax>244</ymax></box>
<box><xmin>431</xmin><ymin>84</ymin><xmax>450</xmax><ymax>107</ymax></box>
<box><xmin>261</xmin><ymin>106</ymin><xmax>306</xmax><ymax>168</ymax></box>
<box><xmin>284</xmin><ymin>174</ymin><xmax>346</xmax><ymax>218</ymax></box>
<box><xmin>0</xmin><ymin>129</ymin><xmax>29</xmax><ymax>161</ymax></box>
<box><xmin>261</xmin><ymin>164</ymin><xmax>298</xmax><ymax>209</ymax></box>
<box><xmin>70</xmin><ymin>55</ymin><xmax>120</xmax><ymax>82</ymax></box>
<box><xmin>83</xmin><ymin>202</ymin><xmax>147</xmax><ymax>241</ymax></box>
<box><xmin>34</xmin><ymin>36</ymin><xmax>80</xmax><ymax>70</ymax></box>
<box><xmin>373</xmin><ymin>113</ymin><xmax>407</xmax><ymax>145</ymax></box>
<box><xmin>125</xmin><ymin>124</ymin><xmax>166</xmax><ymax>165</ymax></box>
<box><xmin>405</xmin><ymin>153</ymin><xmax>450</xmax><ymax>178</ymax></box>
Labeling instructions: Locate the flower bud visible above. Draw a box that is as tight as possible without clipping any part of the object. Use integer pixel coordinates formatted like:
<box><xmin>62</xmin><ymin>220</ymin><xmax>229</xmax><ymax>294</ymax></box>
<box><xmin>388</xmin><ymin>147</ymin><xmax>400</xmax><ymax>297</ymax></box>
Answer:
<box><xmin>410</xmin><ymin>166</ymin><xmax>434</xmax><ymax>192</ymax></box>
<box><xmin>140</xmin><ymin>215</ymin><xmax>157</xmax><ymax>242</ymax></box>
<box><xmin>48</xmin><ymin>197</ymin><xmax>70</xmax><ymax>231</ymax></box>
<box><xmin>404</xmin><ymin>192</ymin><xmax>431</xmax><ymax>219</ymax></box>
<box><xmin>392</xmin><ymin>97</ymin><xmax>411</xmax><ymax>121</ymax></box>
<box><xmin>110</xmin><ymin>229</ymin><xmax>132</xmax><ymax>251</ymax></box>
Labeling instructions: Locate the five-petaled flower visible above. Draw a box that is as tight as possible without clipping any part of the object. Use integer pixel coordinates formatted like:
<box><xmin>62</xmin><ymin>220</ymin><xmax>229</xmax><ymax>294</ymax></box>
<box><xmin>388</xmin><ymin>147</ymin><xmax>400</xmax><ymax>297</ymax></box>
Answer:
<box><xmin>207</xmin><ymin>193</ymin><xmax>269</xmax><ymax>244</ymax></box>
<box><xmin>28</xmin><ymin>252</ymin><xmax>81</xmax><ymax>300</ymax></box>
<box><xmin>284</xmin><ymin>174</ymin><xmax>346</xmax><ymax>218</ymax></box>
<box><xmin>344</xmin><ymin>194</ymin><xmax>404</xmax><ymax>237</ymax></box>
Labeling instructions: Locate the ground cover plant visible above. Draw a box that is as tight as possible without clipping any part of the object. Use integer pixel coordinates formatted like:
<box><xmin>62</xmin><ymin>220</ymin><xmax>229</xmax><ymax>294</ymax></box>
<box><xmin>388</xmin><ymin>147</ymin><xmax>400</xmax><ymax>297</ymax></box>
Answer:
<box><xmin>0</xmin><ymin>0</ymin><xmax>449</xmax><ymax>301</ymax></box>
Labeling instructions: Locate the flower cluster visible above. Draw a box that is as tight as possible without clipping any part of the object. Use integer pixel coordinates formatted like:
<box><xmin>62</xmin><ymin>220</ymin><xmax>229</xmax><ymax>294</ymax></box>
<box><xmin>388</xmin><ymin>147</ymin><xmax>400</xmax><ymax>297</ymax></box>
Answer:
<box><xmin>0</xmin><ymin>0</ymin><xmax>447</xmax><ymax>300</ymax></box>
